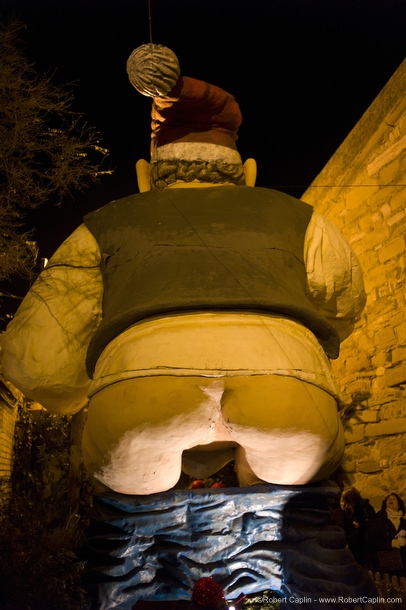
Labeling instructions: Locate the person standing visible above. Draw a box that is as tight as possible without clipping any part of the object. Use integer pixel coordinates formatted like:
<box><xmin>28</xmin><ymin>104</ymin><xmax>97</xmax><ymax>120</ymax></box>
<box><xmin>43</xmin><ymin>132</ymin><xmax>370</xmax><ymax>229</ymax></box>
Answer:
<box><xmin>332</xmin><ymin>487</ymin><xmax>375</xmax><ymax>566</ymax></box>
<box><xmin>367</xmin><ymin>492</ymin><xmax>406</xmax><ymax>576</ymax></box>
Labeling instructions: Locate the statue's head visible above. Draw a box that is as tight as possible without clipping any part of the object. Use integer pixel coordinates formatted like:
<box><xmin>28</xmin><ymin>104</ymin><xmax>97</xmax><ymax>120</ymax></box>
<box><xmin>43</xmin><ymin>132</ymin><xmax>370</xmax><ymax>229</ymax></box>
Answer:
<box><xmin>127</xmin><ymin>44</ymin><xmax>256</xmax><ymax>192</ymax></box>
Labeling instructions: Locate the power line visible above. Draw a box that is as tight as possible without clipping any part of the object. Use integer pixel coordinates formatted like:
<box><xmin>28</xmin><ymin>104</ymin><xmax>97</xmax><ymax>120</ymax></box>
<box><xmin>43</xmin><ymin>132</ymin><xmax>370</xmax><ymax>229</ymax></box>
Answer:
<box><xmin>268</xmin><ymin>184</ymin><xmax>406</xmax><ymax>189</ymax></box>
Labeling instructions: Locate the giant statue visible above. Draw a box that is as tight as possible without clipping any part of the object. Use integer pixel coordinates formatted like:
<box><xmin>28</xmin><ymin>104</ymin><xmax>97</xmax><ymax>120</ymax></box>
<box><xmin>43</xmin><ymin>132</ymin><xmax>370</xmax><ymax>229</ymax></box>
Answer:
<box><xmin>0</xmin><ymin>45</ymin><xmax>372</xmax><ymax>607</ymax></box>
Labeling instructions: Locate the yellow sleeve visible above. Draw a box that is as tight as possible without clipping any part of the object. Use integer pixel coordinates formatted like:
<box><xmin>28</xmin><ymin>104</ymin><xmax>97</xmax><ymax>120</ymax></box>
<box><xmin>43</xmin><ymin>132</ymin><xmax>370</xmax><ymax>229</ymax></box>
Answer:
<box><xmin>0</xmin><ymin>224</ymin><xmax>103</xmax><ymax>414</ymax></box>
<box><xmin>304</xmin><ymin>213</ymin><xmax>366</xmax><ymax>343</ymax></box>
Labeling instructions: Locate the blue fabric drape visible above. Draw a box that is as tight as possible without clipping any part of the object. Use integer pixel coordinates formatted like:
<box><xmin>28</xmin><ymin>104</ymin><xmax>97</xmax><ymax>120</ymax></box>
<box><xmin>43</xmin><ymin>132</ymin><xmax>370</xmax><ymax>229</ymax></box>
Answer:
<box><xmin>82</xmin><ymin>482</ymin><xmax>377</xmax><ymax>609</ymax></box>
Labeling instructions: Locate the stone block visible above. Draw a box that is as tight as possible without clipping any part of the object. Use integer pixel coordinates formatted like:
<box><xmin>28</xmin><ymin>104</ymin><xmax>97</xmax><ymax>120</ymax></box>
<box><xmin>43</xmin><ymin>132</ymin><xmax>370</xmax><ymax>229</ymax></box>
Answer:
<box><xmin>356</xmin><ymin>459</ymin><xmax>382</xmax><ymax>473</ymax></box>
<box><xmin>377</xmin><ymin>284</ymin><xmax>389</xmax><ymax>298</ymax></box>
<box><xmin>397</xmin><ymin>286</ymin><xmax>406</xmax><ymax>303</ymax></box>
<box><xmin>354</xmin><ymin>331</ymin><xmax>373</xmax><ymax>352</ymax></box>
<box><xmin>361</xmin><ymin>222</ymin><xmax>390</xmax><ymax>245</ymax></box>
<box><xmin>387</xmin><ymin>210</ymin><xmax>405</xmax><ymax>226</ymax></box>
<box><xmin>395</xmin><ymin>321</ymin><xmax>406</xmax><ymax>343</ymax></box>
<box><xmin>363</xmin><ymin>264</ymin><xmax>388</xmax><ymax>293</ymax></box>
<box><xmin>378</xmin><ymin>236</ymin><xmax>405</xmax><ymax>263</ymax></box>
<box><xmin>365</xmin><ymin>418</ymin><xmax>406</xmax><ymax>437</ymax></box>
<box><xmin>369</xmin><ymin>186</ymin><xmax>396</xmax><ymax>209</ymax></box>
<box><xmin>346</xmin><ymin>440</ymin><xmax>375</xmax><ymax>461</ymax></box>
<box><xmin>348</xmin><ymin>231</ymin><xmax>366</xmax><ymax>245</ymax></box>
<box><xmin>377</xmin><ymin>158</ymin><xmax>401</xmax><ymax>184</ymax></box>
<box><xmin>342</xmin><ymin>202</ymin><xmax>369</xmax><ymax>227</ymax></box>
<box><xmin>380</xmin><ymin>203</ymin><xmax>392</xmax><ymax>218</ymax></box>
<box><xmin>380</xmin><ymin>401</ymin><xmax>406</xmax><ymax>420</ymax></box>
<box><xmin>343</xmin><ymin>352</ymin><xmax>371</xmax><ymax>374</ymax></box>
<box><xmin>386</xmin><ymin>364</ymin><xmax>406</xmax><ymax>387</ymax></box>
<box><xmin>371</xmin><ymin>353</ymin><xmax>389</xmax><ymax>368</ymax></box>
<box><xmin>345</xmin><ymin>424</ymin><xmax>365</xmax><ymax>444</ymax></box>
<box><xmin>344</xmin><ymin>187</ymin><xmax>377</xmax><ymax>210</ymax></box>
<box><xmin>368</xmin><ymin>291</ymin><xmax>396</xmax><ymax>313</ymax></box>
<box><xmin>373</xmin><ymin>325</ymin><xmax>397</xmax><ymax>348</ymax></box>
<box><xmin>357</xmin><ymin>410</ymin><xmax>380</xmax><ymax>423</ymax></box>
<box><xmin>371</xmin><ymin>376</ymin><xmax>390</xmax><ymax>393</ymax></box>
<box><xmin>340</xmin><ymin>377</ymin><xmax>372</xmax><ymax>399</ymax></box>
<box><xmin>358</xmin><ymin>253</ymin><xmax>380</xmax><ymax>275</ymax></box>
<box><xmin>392</xmin><ymin>346</ymin><xmax>406</xmax><ymax>362</ymax></box>
<box><xmin>388</xmin><ymin>187</ymin><xmax>406</xmax><ymax>211</ymax></box>
<box><xmin>369</xmin><ymin>387</ymin><xmax>402</xmax><ymax>407</ymax></box>
<box><xmin>375</xmin><ymin>435</ymin><xmax>403</xmax><ymax>458</ymax></box>
<box><xmin>389</xmin><ymin>310</ymin><xmax>406</xmax><ymax>327</ymax></box>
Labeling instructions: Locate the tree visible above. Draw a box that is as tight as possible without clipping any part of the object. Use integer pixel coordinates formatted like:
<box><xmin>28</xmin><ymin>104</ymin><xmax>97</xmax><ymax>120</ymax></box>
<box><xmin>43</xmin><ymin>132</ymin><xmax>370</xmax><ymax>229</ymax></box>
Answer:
<box><xmin>0</xmin><ymin>402</ymin><xmax>92</xmax><ymax>609</ymax></box>
<box><xmin>0</xmin><ymin>20</ymin><xmax>110</xmax><ymax>282</ymax></box>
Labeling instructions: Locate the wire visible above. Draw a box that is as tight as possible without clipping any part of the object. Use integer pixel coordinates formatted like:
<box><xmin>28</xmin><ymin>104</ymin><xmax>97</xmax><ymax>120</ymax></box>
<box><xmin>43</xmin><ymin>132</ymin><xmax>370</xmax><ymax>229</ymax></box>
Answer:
<box><xmin>267</xmin><ymin>184</ymin><xmax>406</xmax><ymax>189</ymax></box>
<box><xmin>148</xmin><ymin>0</ymin><xmax>153</xmax><ymax>43</ymax></box>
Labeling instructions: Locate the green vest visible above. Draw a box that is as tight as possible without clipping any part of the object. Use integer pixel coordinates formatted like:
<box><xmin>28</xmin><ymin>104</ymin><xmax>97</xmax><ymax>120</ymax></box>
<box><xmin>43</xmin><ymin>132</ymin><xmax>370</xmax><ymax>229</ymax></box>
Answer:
<box><xmin>84</xmin><ymin>186</ymin><xmax>339</xmax><ymax>376</ymax></box>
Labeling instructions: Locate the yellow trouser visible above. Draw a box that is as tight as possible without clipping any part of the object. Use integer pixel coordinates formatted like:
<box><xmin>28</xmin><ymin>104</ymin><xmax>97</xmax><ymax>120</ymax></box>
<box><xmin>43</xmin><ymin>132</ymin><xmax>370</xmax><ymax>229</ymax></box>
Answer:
<box><xmin>83</xmin><ymin>374</ymin><xmax>344</xmax><ymax>495</ymax></box>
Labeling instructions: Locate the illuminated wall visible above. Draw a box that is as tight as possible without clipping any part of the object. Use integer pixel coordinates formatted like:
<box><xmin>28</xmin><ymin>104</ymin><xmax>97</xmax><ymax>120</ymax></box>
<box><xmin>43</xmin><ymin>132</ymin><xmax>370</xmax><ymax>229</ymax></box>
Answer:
<box><xmin>303</xmin><ymin>58</ymin><xmax>406</xmax><ymax>508</ymax></box>
<box><xmin>0</xmin><ymin>379</ymin><xmax>21</xmax><ymax>483</ymax></box>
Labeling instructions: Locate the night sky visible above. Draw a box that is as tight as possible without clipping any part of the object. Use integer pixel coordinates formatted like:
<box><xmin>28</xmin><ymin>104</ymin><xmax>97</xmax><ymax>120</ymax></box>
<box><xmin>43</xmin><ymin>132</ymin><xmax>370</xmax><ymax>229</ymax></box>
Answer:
<box><xmin>1</xmin><ymin>0</ymin><xmax>406</xmax><ymax>259</ymax></box>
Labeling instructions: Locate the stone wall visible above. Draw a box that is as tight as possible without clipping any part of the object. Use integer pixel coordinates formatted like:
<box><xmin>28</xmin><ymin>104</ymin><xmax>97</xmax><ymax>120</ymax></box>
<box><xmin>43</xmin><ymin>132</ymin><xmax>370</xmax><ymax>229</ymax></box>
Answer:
<box><xmin>303</xmin><ymin>58</ymin><xmax>406</xmax><ymax>510</ymax></box>
<box><xmin>0</xmin><ymin>378</ymin><xmax>21</xmax><ymax>483</ymax></box>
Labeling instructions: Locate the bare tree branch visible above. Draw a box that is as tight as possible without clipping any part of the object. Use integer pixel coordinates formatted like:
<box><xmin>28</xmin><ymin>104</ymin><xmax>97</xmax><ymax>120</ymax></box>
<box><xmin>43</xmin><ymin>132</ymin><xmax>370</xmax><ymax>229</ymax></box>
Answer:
<box><xmin>0</xmin><ymin>20</ymin><xmax>111</xmax><ymax>281</ymax></box>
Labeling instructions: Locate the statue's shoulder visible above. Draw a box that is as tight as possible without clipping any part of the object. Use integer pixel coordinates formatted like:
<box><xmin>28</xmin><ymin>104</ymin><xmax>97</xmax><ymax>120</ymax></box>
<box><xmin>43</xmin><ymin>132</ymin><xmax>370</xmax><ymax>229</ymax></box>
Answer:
<box><xmin>84</xmin><ymin>190</ymin><xmax>167</xmax><ymax>223</ymax></box>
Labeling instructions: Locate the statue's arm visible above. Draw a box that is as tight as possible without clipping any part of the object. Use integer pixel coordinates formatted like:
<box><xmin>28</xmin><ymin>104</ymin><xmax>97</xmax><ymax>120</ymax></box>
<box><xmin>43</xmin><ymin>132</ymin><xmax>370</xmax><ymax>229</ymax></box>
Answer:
<box><xmin>0</xmin><ymin>224</ymin><xmax>103</xmax><ymax>414</ymax></box>
<box><xmin>304</xmin><ymin>212</ymin><xmax>366</xmax><ymax>342</ymax></box>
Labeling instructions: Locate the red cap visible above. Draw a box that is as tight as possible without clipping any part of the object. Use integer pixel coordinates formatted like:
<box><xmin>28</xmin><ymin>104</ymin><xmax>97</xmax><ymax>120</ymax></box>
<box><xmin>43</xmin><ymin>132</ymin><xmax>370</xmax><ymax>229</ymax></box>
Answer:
<box><xmin>150</xmin><ymin>75</ymin><xmax>242</xmax><ymax>163</ymax></box>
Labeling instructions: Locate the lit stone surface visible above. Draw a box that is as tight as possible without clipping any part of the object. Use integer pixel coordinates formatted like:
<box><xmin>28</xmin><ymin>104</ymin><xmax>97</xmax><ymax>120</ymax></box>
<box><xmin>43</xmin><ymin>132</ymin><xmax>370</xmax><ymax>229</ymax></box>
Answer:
<box><xmin>303</xmin><ymin>58</ymin><xmax>406</xmax><ymax>508</ymax></box>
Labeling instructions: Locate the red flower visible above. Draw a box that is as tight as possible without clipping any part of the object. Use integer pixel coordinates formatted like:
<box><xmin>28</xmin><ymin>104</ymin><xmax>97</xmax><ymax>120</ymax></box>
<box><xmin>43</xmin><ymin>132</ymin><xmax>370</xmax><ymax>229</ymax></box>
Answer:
<box><xmin>192</xmin><ymin>577</ymin><xmax>227</xmax><ymax>609</ymax></box>
<box><xmin>190</xmin><ymin>479</ymin><xmax>205</xmax><ymax>489</ymax></box>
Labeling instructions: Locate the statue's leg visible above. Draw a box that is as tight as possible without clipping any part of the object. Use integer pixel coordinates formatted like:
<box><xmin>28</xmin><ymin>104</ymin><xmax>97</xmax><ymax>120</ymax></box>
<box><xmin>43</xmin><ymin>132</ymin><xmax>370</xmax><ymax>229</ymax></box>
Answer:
<box><xmin>221</xmin><ymin>375</ymin><xmax>345</xmax><ymax>486</ymax></box>
<box><xmin>82</xmin><ymin>376</ymin><xmax>232</xmax><ymax>495</ymax></box>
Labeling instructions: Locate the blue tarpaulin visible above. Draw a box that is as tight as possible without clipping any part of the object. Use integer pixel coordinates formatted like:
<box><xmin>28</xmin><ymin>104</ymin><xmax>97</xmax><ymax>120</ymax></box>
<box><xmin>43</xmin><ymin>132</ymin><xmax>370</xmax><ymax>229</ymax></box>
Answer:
<box><xmin>82</xmin><ymin>482</ymin><xmax>377</xmax><ymax>609</ymax></box>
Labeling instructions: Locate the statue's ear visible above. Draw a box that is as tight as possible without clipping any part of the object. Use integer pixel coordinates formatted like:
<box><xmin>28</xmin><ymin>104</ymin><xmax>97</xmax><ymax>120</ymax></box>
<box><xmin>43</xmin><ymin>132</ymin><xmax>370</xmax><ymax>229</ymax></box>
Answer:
<box><xmin>136</xmin><ymin>159</ymin><xmax>151</xmax><ymax>192</ymax></box>
<box><xmin>243</xmin><ymin>158</ymin><xmax>257</xmax><ymax>187</ymax></box>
